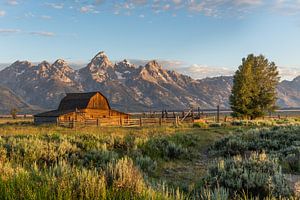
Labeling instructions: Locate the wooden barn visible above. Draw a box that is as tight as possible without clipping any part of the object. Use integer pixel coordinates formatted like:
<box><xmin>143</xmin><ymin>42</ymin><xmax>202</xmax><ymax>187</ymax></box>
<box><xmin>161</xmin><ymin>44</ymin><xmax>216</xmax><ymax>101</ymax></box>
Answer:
<box><xmin>34</xmin><ymin>92</ymin><xmax>129</xmax><ymax>125</ymax></box>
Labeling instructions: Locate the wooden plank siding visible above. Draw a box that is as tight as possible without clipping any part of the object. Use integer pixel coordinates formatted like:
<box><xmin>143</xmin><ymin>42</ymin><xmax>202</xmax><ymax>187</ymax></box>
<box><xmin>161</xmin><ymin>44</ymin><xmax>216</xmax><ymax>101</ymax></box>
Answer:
<box><xmin>34</xmin><ymin>92</ymin><xmax>129</xmax><ymax>126</ymax></box>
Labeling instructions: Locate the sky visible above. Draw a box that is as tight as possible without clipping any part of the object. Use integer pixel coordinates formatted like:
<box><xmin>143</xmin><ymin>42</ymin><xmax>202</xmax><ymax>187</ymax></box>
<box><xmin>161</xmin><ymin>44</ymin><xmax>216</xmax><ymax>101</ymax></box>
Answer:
<box><xmin>0</xmin><ymin>0</ymin><xmax>300</xmax><ymax>80</ymax></box>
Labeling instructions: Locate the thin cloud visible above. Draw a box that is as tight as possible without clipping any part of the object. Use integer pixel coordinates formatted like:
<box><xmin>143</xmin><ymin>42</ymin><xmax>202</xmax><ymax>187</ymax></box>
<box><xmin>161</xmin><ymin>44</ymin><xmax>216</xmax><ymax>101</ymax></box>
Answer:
<box><xmin>278</xmin><ymin>66</ymin><xmax>300</xmax><ymax>81</ymax></box>
<box><xmin>36</xmin><ymin>0</ymin><xmax>300</xmax><ymax>18</ymax></box>
<box><xmin>0</xmin><ymin>29</ymin><xmax>56</xmax><ymax>37</ymax></box>
<box><xmin>172</xmin><ymin>0</ymin><xmax>182</xmax><ymax>5</ymax></box>
<box><xmin>80</xmin><ymin>5</ymin><xmax>95</xmax><ymax>13</ymax></box>
<box><xmin>7</xmin><ymin>0</ymin><xmax>18</xmax><ymax>6</ymax></box>
<box><xmin>24</xmin><ymin>12</ymin><xmax>34</xmax><ymax>18</ymax></box>
<box><xmin>40</xmin><ymin>15</ymin><xmax>52</xmax><ymax>20</ymax></box>
<box><xmin>29</xmin><ymin>31</ymin><xmax>55</xmax><ymax>37</ymax></box>
<box><xmin>0</xmin><ymin>10</ymin><xmax>6</xmax><ymax>17</ymax></box>
<box><xmin>0</xmin><ymin>29</ymin><xmax>20</xmax><ymax>34</ymax></box>
<box><xmin>274</xmin><ymin>0</ymin><xmax>300</xmax><ymax>15</ymax></box>
<box><xmin>45</xmin><ymin>2</ymin><xmax>64</xmax><ymax>9</ymax></box>
<box><xmin>234</xmin><ymin>0</ymin><xmax>263</xmax><ymax>6</ymax></box>
<box><xmin>128</xmin><ymin>59</ymin><xmax>186</xmax><ymax>69</ymax></box>
<box><xmin>176</xmin><ymin>64</ymin><xmax>235</xmax><ymax>79</ymax></box>
<box><xmin>109</xmin><ymin>0</ymin><xmax>265</xmax><ymax>17</ymax></box>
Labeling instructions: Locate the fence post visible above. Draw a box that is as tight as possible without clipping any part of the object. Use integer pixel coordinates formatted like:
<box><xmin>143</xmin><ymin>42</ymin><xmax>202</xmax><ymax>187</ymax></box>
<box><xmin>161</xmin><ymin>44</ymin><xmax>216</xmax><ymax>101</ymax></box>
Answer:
<box><xmin>97</xmin><ymin>118</ymin><xmax>99</xmax><ymax>127</ymax></box>
<box><xmin>159</xmin><ymin>117</ymin><xmax>162</xmax><ymax>126</ymax></box>
<box><xmin>139</xmin><ymin>117</ymin><xmax>142</xmax><ymax>127</ymax></box>
<box><xmin>72</xmin><ymin>119</ymin><xmax>76</xmax><ymax>129</ymax></box>
<box><xmin>120</xmin><ymin>116</ymin><xmax>123</xmax><ymax>127</ymax></box>
<box><xmin>56</xmin><ymin>118</ymin><xmax>59</xmax><ymax>127</ymax></box>
<box><xmin>175</xmin><ymin>116</ymin><xmax>179</xmax><ymax>127</ymax></box>
<box><xmin>217</xmin><ymin>105</ymin><xmax>220</xmax><ymax>123</ymax></box>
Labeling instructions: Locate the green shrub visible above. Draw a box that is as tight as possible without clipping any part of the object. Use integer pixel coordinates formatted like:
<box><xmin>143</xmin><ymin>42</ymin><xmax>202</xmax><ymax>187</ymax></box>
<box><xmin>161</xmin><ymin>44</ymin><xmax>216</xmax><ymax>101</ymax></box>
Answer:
<box><xmin>209</xmin><ymin>126</ymin><xmax>300</xmax><ymax>172</ymax></box>
<box><xmin>168</xmin><ymin>133</ymin><xmax>199</xmax><ymax>148</ymax></box>
<box><xmin>203</xmin><ymin>153</ymin><xmax>292</xmax><ymax>198</ymax></box>
<box><xmin>141</xmin><ymin>138</ymin><xmax>187</xmax><ymax>160</ymax></box>
<box><xmin>111</xmin><ymin>135</ymin><xmax>137</xmax><ymax>152</ymax></box>
<box><xmin>135</xmin><ymin>155</ymin><xmax>157</xmax><ymax>174</ymax></box>
<box><xmin>82</xmin><ymin>149</ymin><xmax>119</xmax><ymax>169</ymax></box>
<box><xmin>193</xmin><ymin>122</ymin><xmax>209</xmax><ymax>128</ymax></box>
<box><xmin>231</xmin><ymin>120</ymin><xmax>244</xmax><ymax>126</ymax></box>
<box><xmin>280</xmin><ymin>146</ymin><xmax>300</xmax><ymax>173</ymax></box>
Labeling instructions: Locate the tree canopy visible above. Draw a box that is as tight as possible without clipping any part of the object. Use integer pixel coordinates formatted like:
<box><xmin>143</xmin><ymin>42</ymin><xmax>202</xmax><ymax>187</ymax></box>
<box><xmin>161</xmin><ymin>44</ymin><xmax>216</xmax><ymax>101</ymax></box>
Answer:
<box><xmin>230</xmin><ymin>54</ymin><xmax>280</xmax><ymax>119</ymax></box>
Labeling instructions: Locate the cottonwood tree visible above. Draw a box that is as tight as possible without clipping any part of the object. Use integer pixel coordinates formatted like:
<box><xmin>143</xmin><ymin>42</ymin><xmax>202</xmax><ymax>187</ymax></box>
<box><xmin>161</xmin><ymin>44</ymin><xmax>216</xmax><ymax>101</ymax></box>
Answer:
<box><xmin>230</xmin><ymin>54</ymin><xmax>280</xmax><ymax>119</ymax></box>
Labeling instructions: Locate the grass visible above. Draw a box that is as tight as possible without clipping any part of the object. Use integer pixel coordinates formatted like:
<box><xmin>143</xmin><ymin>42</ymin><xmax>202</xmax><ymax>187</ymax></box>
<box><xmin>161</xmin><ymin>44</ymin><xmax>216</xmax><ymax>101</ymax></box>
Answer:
<box><xmin>0</xmin><ymin>118</ymin><xmax>299</xmax><ymax>199</ymax></box>
<box><xmin>0</xmin><ymin>117</ymin><xmax>33</xmax><ymax>124</ymax></box>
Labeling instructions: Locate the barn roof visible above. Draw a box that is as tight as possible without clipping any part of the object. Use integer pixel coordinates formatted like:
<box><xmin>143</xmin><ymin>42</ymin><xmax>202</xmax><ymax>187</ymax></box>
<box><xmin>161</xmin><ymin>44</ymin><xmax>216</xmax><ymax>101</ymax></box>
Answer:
<box><xmin>58</xmin><ymin>91</ymin><xmax>111</xmax><ymax>111</ymax></box>
<box><xmin>34</xmin><ymin>109</ymin><xmax>74</xmax><ymax>117</ymax></box>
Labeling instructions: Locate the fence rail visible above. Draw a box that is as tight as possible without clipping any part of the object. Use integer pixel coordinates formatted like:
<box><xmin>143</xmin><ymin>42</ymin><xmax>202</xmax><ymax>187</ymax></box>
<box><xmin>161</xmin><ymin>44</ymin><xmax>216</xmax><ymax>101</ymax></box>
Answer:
<box><xmin>57</xmin><ymin>116</ymin><xmax>182</xmax><ymax>128</ymax></box>
<box><xmin>56</xmin><ymin>107</ymin><xmax>298</xmax><ymax>128</ymax></box>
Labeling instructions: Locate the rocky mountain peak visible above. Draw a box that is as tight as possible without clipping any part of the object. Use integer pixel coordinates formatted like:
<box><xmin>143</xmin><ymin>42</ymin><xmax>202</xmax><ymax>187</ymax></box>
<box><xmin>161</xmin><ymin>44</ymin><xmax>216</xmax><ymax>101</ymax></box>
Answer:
<box><xmin>39</xmin><ymin>60</ymin><xmax>51</xmax><ymax>66</ymax></box>
<box><xmin>10</xmin><ymin>60</ymin><xmax>33</xmax><ymax>69</ymax></box>
<box><xmin>1</xmin><ymin>60</ymin><xmax>33</xmax><ymax>80</ymax></box>
<box><xmin>86</xmin><ymin>51</ymin><xmax>113</xmax><ymax>72</ymax></box>
<box><xmin>78</xmin><ymin>51</ymin><xmax>116</xmax><ymax>84</ymax></box>
<box><xmin>121</xmin><ymin>59</ymin><xmax>133</xmax><ymax>66</ymax></box>
<box><xmin>145</xmin><ymin>60</ymin><xmax>162</xmax><ymax>71</ymax></box>
<box><xmin>38</xmin><ymin>60</ymin><xmax>51</xmax><ymax>69</ymax></box>
<box><xmin>137</xmin><ymin>60</ymin><xmax>175</xmax><ymax>84</ymax></box>
<box><xmin>115</xmin><ymin>59</ymin><xmax>135</xmax><ymax>71</ymax></box>
<box><xmin>91</xmin><ymin>51</ymin><xmax>111</xmax><ymax>64</ymax></box>
<box><xmin>53</xmin><ymin>59</ymin><xmax>67</xmax><ymax>66</ymax></box>
<box><xmin>94</xmin><ymin>51</ymin><xmax>106</xmax><ymax>58</ymax></box>
<box><xmin>52</xmin><ymin>59</ymin><xmax>74</xmax><ymax>72</ymax></box>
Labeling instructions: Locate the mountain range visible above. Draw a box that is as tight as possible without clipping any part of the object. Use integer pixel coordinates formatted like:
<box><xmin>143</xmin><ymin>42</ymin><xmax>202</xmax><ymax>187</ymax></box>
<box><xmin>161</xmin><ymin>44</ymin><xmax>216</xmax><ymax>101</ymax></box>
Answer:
<box><xmin>0</xmin><ymin>51</ymin><xmax>299</xmax><ymax>114</ymax></box>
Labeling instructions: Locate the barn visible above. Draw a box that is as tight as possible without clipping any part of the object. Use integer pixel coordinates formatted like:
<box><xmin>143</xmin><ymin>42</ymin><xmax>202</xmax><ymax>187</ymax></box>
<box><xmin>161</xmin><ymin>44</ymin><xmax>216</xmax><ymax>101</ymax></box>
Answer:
<box><xmin>34</xmin><ymin>92</ymin><xmax>129</xmax><ymax>125</ymax></box>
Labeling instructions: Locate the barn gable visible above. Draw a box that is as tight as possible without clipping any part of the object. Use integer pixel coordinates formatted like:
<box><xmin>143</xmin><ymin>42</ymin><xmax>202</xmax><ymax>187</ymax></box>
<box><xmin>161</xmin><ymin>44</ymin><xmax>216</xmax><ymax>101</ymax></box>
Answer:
<box><xmin>58</xmin><ymin>92</ymin><xmax>110</xmax><ymax>111</ymax></box>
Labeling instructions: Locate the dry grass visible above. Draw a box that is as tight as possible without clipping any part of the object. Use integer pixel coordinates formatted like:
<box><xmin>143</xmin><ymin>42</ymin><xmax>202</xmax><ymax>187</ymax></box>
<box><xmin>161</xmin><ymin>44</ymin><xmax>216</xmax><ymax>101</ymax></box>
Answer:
<box><xmin>0</xmin><ymin>118</ymin><xmax>298</xmax><ymax>199</ymax></box>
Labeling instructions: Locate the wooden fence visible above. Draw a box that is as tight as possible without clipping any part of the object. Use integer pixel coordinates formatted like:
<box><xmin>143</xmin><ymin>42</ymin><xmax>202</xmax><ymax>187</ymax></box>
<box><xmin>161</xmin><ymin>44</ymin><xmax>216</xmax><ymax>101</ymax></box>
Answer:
<box><xmin>57</xmin><ymin>116</ymin><xmax>184</xmax><ymax>128</ymax></box>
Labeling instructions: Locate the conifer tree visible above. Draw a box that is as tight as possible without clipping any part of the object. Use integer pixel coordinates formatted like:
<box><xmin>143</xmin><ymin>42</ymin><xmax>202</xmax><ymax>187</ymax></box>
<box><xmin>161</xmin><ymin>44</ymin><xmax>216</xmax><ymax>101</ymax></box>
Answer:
<box><xmin>230</xmin><ymin>54</ymin><xmax>280</xmax><ymax>119</ymax></box>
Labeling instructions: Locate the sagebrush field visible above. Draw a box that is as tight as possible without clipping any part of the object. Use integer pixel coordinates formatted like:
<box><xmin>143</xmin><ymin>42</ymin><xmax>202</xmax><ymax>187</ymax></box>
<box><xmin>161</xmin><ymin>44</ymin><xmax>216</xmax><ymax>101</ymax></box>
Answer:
<box><xmin>0</xmin><ymin>119</ymin><xmax>299</xmax><ymax>199</ymax></box>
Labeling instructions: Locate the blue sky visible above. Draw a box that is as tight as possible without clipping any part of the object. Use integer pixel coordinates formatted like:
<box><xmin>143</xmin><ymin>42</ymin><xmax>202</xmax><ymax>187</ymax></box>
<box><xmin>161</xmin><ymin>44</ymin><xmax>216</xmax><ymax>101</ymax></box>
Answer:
<box><xmin>0</xmin><ymin>0</ymin><xmax>300</xmax><ymax>80</ymax></box>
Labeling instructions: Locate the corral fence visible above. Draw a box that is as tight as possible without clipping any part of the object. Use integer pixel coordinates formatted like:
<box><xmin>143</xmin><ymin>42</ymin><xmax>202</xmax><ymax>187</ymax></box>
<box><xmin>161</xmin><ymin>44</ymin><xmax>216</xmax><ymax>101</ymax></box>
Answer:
<box><xmin>56</xmin><ymin>106</ymin><xmax>300</xmax><ymax>128</ymax></box>
<box><xmin>57</xmin><ymin>116</ymin><xmax>193</xmax><ymax>128</ymax></box>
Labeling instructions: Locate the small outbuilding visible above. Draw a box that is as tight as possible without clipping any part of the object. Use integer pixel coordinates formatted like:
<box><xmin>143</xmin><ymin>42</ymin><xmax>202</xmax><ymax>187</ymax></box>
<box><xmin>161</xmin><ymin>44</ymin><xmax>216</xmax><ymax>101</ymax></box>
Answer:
<box><xmin>34</xmin><ymin>92</ymin><xmax>129</xmax><ymax>125</ymax></box>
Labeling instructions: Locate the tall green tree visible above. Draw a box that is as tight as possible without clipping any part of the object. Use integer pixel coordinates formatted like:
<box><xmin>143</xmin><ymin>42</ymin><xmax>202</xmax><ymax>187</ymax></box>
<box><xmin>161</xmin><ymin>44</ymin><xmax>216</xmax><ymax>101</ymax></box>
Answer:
<box><xmin>230</xmin><ymin>54</ymin><xmax>280</xmax><ymax>119</ymax></box>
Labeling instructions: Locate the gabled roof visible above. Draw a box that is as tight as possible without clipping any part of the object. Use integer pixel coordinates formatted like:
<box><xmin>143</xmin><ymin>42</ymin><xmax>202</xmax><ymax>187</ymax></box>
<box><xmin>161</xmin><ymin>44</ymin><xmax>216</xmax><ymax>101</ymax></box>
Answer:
<box><xmin>58</xmin><ymin>91</ymin><xmax>110</xmax><ymax>111</ymax></box>
<box><xmin>34</xmin><ymin>109</ymin><xmax>73</xmax><ymax>117</ymax></box>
